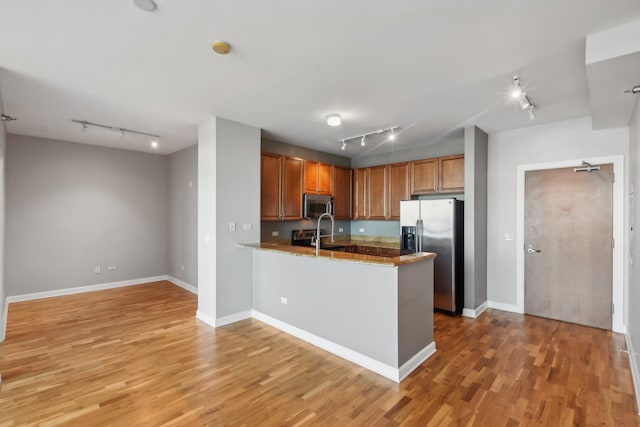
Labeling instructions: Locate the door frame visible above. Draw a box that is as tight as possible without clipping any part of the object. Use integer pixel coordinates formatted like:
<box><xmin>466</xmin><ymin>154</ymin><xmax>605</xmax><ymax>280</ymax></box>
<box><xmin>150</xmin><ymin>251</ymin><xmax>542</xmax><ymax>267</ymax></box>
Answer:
<box><xmin>516</xmin><ymin>155</ymin><xmax>624</xmax><ymax>332</ymax></box>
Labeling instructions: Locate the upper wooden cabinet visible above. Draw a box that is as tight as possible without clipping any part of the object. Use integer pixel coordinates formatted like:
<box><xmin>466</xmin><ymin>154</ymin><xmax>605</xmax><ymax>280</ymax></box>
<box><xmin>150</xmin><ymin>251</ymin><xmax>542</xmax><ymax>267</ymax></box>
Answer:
<box><xmin>332</xmin><ymin>166</ymin><xmax>352</xmax><ymax>219</ymax></box>
<box><xmin>352</xmin><ymin>166</ymin><xmax>388</xmax><ymax>220</ymax></box>
<box><xmin>438</xmin><ymin>154</ymin><xmax>465</xmax><ymax>193</ymax></box>
<box><xmin>388</xmin><ymin>162</ymin><xmax>409</xmax><ymax>220</ymax></box>
<box><xmin>353</xmin><ymin>168</ymin><xmax>367</xmax><ymax>220</ymax></box>
<box><xmin>303</xmin><ymin>160</ymin><xmax>332</xmax><ymax>195</ymax></box>
<box><xmin>261</xmin><ymin>153</ymin><xmax>303</xmax><ymax>221</ymax></box>
<box><xmin>410</xmin><ymin>158</ymin><xmax>438</xmax><ymax>194</ymax></box>
<box><xmin>410</xmin><ymin>155</ymin><xmax>464</xmax><ymax>195</ymax></box>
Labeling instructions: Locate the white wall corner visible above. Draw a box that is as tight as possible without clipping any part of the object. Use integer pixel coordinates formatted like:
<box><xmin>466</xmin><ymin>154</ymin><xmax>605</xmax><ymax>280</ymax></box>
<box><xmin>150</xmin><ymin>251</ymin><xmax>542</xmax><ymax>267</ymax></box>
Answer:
<box><xmin>487</xmin><ymin>300</ymin><xmax>522</xmax><ymax>314</ymax></box>
<box><xmin>624</xmin><ymin>331</ymin><xmax>640</xmax><ymax>415</ymax></box>
<box><xmin>166</xmin><ymin>276</ymin><xmax>198</xmax><ymax>295</ymax></box>
<box><xmin>215</xmin><ymin>310</ymin><xmax>252</xmax><ymax>327</ymax></box>
<box><xmin>1</xmin><ymin>297</ymin><xmax>8</xmax><ymax>343</ymax></box>
<box><xmin>462</xmin><ymin>301</ymin><xmax>488</xmax><ymax>319</ymax></box>
<box><xmin>195</xmin><ymin>309</ymin><xmax>217</xmax><ymax>328</ymax></box>
<box><xmin>398</xmin><ymin>342</ymin><xmax>437</xmax><ymax>382</ymax></box>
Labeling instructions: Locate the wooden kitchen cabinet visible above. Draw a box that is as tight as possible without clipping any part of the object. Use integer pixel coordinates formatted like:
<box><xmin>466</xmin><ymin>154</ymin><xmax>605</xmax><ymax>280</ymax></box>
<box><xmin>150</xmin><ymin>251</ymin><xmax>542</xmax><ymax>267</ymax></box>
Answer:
<box><xmin>303</xmin><ymin>160</ymin><xmax>332</xmax><ymax>195</ymax></box>
<box><xmin>410</xmin><ymin>155</ymin><xmax>464</xmax><ymax>195</ymax></box>
<box><xmin>260</xmin><ymin>153</ymin><xmax>303</xmax><ymax>220</ymax></box>
<box><xmin>353</xmin><ymin>168</ymin><xmax>367</xmax><ymax>220</ymax></box>
<box><xmin>410</xmin><ymin>158</ymin><xmax>438</xmax><ymax>194</ymax></box>
<box><xmin>368</xmin><ymin>165</ymin><xmax>388</xmax><ymax>219</ymax></box>
<box><xmin>332</xmin><ymin>166</ymin><xmax>352</xmax><ymax>219</ymax></box>
<box><xmin>388</xmin><ymin>162</ymin><xmax>409</xmax><ymax>220</ymax></box>
<box><xmin>438</xmin><ymin>154</ymin><xmax>465</xmax><ymax>193</ymax></box>
<box><xmin>352</xmin><ymin>166</ymin><xmax>388</xmax><ymax>220</ymax></box>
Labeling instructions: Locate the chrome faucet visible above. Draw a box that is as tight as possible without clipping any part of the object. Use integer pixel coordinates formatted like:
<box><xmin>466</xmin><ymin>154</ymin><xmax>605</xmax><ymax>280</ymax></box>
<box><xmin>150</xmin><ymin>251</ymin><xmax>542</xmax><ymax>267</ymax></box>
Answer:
<box><xmin>315</xmin><ymin>212</ymin><xmax>335</xmax><ymax>255</ymax></box>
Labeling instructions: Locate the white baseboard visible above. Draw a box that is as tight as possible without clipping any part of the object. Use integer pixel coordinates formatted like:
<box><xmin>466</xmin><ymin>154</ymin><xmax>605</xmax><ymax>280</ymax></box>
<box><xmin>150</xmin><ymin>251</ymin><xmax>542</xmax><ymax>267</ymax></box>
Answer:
<box><xmin>487</xmin><ymin>300</ymin><xmax>522</xmax><ymax>314</ymax></box>
<box><xmin>251</xmin><ymin>310</ymin><xmax>435</xmax><ymax>383</ymax></box>
<box><xmin>624</xmin><ymin>331</ymin><xmax>640</xmax><ymax>415</ymax></box>
<box><xmin>195</xmin><ymin>310</ymin><xmax>217</xmax><ymax>328</ymax></box>
<box><xmin>398</xmin><ymin>342</ymin><xmax>437</xmax><ymax>382</ymax></box>
<box><xmin>215</xmin><ymin>310</ymin><xmax>252</xmax><ymax>327</ymax></box>
<box><xmin>6</xmin><ymin>276</ymin><xmax>167</xmax><ymax>304</ymax></box>
<box><xmin>166</xmin><ymin>276</ymin><xmax>198</xmax><ymax>294</ymax></box>
<box><xmin>462</xmin><ymin>301</ymin><xmax>488</xmax><ymax>319</ymax></box>
<box><xmin>1</xmin><ymin>296</ymin><xmax>8</xmax><ymax>343</ymax></box>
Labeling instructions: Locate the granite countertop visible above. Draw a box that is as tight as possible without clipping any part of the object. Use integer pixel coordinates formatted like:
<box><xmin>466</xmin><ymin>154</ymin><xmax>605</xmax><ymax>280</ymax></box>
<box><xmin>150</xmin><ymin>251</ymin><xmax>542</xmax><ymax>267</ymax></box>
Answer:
<box><xmin>242</xmin><ymin>242</ymin><xmax>436</xmax><ymax>266</ymax></box>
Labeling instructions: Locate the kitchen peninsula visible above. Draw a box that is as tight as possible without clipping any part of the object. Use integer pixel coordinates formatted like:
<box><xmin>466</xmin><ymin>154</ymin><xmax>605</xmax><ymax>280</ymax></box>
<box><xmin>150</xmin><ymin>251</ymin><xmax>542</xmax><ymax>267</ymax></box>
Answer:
<box><xmin>244</xmin><ymin>242</ymin><xmax>437</xmax><ymax>382</ymax></box>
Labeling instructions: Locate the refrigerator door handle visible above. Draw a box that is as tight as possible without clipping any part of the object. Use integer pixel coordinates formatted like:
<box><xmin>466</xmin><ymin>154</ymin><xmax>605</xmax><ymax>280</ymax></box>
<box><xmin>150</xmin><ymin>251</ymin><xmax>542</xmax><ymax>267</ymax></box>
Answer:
<box><xmin>416</xmin><ymin>219</ymin><xmax>423</xmax><ymax>253</ymax></box>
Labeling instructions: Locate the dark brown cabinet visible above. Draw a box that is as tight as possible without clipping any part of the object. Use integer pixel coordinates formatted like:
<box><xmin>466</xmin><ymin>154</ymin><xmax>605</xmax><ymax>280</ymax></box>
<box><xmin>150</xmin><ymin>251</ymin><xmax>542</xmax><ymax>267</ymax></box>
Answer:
<box><xmin>303</xmin><ymin>160</ymin><xmax>332</xmax><ymax>195</ymax></box>
<box><xmin>332</xmin><ymin>166</ymin><xmax>352</xmax><ymax>219</ymax></box>
<box><xmin>261</xmin><ymin>153</ymin><xmax>303</xmax><ymax>221</ymax></box>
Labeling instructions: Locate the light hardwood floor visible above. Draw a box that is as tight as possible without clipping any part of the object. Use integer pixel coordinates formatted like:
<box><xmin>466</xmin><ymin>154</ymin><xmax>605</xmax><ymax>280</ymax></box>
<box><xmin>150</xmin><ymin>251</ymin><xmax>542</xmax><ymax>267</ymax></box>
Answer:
<box><xmin>0</xmin><ymin>281</ymin><xmax>637</xmax><ymax>426</ymax></box>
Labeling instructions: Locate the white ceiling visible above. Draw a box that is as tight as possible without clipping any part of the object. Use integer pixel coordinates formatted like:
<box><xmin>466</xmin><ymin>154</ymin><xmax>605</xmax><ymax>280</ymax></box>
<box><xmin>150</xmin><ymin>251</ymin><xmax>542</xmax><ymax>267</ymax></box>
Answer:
<box><xmin>1</xmin><ymin>1</ymin><xmax>640</xmax><ymax>157</ymax></box>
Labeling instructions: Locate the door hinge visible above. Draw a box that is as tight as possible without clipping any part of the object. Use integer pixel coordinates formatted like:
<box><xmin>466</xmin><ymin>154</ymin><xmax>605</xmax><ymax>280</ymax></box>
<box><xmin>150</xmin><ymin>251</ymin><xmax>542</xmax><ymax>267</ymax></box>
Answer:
<box><xmin>612</xmin><ymin>238</ymin><xmax>615</xmax><ymax>249</ymax></box>
<box><xmin>612</xmin><ymin>303</ymin><xmax>615</xmax><ymax>314</ymax></box>
<box><xmin>612</xmin><ymin>172</ymin><xmax>615</xmax><ymax>183</ymax></box>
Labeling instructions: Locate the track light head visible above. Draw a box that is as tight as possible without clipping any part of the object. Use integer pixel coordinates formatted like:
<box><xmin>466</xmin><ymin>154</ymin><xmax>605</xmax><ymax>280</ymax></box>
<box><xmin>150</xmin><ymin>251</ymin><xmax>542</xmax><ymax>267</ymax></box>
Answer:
<box><xmin>361</xmin><ymin>136</ymin><xmax>366</xmax><ymax>146</ymax></box>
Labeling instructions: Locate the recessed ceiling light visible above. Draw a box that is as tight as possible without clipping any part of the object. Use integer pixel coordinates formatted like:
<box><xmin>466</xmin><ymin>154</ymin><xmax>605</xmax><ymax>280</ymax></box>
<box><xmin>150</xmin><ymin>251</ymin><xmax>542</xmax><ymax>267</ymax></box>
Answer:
<box><xmin>150</xmin><ymin>139</ymin><xmax>159</xmax><ymax>149</ymax></box>
<box><xmin>132</xmin><ymin>0</ymin><xmax>157</xmax><ymax>12</ymax></box>
<box><xmin>326</xmin><ymin>114</ymin><xmax>342</xmax><ymax>127</ymax></box>
<box><xmin>212</xmin><ymin>41</ymin><xmax>231</xmax><ymax>55</ymax></box>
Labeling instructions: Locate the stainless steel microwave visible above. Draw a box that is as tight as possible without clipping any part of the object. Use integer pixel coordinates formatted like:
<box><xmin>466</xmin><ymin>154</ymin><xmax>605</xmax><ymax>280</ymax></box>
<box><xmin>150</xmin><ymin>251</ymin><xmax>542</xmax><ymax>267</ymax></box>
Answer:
<box><xmin>303</xmin><ymin>194</ymin><xmax>334</xmax><ymax>219</ymax></box>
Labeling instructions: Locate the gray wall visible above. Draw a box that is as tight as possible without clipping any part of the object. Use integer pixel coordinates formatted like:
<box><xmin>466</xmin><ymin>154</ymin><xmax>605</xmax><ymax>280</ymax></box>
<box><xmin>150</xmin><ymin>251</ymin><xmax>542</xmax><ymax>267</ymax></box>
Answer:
<box><xmin>464</xmin><ymin>126</ymin><xmax>488</xmax><ymax>310</ymax></box>
<box><xmin>628</xmin><ymin>98</ymin><xmax>640</xmax><ymax>402</ymax></box>
<box><xmin>168</xmin><ymin>144</ymin><xmax>198</xmax><ymax>287</ymax></box>
<box><xmin>6</xmin><ymin>135</ymin><xmax>168</xmax><ymax>295</ymax></box>
<box><xmin>350</xmin><ymin>131</ymin><xmax>464</xmax><ymax>169</ymax></box>
<box><xmin>262</xmin><ymin>138</ymin><xmax>350</xmax><ymax>168</ymax></box>
<box><xmin>216</xmin><ymin>118</ymin><xmax>261</xmax><ymax>319</ymax></box>
<box><xmin>0</xmin><ymin>90</ymin><xmax>6</xmax><ymax>342</ymax></box>
<box><xmin>487</xmin><ymin>116</ymin><xmax>629</xmax><ymax>307</ymax></box>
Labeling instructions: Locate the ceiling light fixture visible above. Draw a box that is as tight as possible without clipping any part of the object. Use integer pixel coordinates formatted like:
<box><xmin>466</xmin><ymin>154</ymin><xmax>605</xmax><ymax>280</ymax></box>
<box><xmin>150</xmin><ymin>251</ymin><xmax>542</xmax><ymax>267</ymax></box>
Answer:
<box><xmin>337</xmin><ymin>125</ymin><xmax>399</xmax><ymax>152</ymax></box>
<box><xmin>72</xmin><ymin>119</ymin><xmax>161</xmax><ymax>146</ymax></box>
<box><xmin>1</xmin><ymin>113</ymin><xmax>17</xmax><ymax>122</ymax></box>
<box><xmin>150</xmin><ymin>139</ymin><xmax>159</xmax><ymax>149</ymax></box>
<box><xmin>211</xmin><ymin>40</ymin><xmax>231</xmax><ymax>55</ymax></box>
<box><xmin>326</xmin><ymin>114</ymin><xmax>342</xmax><ymax>127</ymax></box>
<box><xmin>625</xmin><ymin>85</ymin><xmax>640</xmax><ymax>94</ymax></box>
<box><xmin>132</xmin><ymin>0</ymin><xmax>157</xmax><ymax>12</ymax></box>
<box><xmin>389</xmin><ymin>128</ymin><xmax>396</xmax><ymax>141</ymax></box>
<box><xmin>512</xmin><ymin>76</ymin><xmax>537</xmax><ymax>119</ymax></box>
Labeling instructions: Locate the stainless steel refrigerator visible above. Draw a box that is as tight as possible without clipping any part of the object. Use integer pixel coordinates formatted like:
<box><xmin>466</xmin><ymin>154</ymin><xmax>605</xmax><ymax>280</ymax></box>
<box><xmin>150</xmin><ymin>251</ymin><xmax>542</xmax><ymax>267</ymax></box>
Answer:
<box><xmin>400</xmin><ymin>199</ymin><xmax>464</xmax><ymax>314</ymax></box>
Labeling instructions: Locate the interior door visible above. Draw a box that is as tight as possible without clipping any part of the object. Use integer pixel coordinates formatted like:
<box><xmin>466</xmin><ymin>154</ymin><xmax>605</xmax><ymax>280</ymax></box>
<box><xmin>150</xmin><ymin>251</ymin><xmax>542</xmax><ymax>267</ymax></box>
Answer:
<box><xmin>524</xmin><ymin>164</ymin><xmax>613</xmax><ymax>330</ymax></box>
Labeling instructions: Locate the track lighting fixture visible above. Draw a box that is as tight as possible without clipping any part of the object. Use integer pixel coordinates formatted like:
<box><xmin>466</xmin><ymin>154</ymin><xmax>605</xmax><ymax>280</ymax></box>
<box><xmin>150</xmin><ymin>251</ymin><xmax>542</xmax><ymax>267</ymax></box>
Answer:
<box><xmin>625</xmin><ymin>85</ymin><xmax>640</xmax><ymax>94</ymax></box>
<box><xmin>72</xmin><ymin>119</ymin><xmax>161</xmax><ymax>148</ymax></box>
<box><xmin>337</xmin><ymin>125</ymin><xmax>399</xmax><ymax>152</ymax></box>
<box><xmin>512</xmin><ymin>76</ymin><xmax>537</xmax><ymax>119</ymax></box>
<box><xmin>1</xmin><ymin>113</ymin><xmax>16</xmax><ymax>122</ymax></box>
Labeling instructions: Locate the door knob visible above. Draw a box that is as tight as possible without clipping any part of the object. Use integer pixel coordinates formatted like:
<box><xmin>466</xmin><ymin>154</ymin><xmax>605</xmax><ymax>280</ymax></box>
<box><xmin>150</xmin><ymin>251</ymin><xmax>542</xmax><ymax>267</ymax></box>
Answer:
<box><xmin>527</xmin><ymin>243</ymin><xmax>541</xmax><ymax>253</ymax></box>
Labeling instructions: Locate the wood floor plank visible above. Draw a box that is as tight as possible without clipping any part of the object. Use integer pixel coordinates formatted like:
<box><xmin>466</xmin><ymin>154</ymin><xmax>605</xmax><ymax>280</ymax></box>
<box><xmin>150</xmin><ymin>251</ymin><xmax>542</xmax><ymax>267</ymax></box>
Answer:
<box><xmin>0</xmin><ymin>281</ymin><xmax>638</xmax><ymax>426</ymax></box>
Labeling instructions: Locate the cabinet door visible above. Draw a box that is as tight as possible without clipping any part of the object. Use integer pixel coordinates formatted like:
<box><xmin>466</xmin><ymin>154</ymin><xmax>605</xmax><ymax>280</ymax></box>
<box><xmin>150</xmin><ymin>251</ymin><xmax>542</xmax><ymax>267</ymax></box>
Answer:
<box><xmin>388</xmin><ymin>162</ymin><xmax>409</xmax><ymax>220</ymax></box>
<box><xmin>303</xmin><ymin>160</ymin><xmax>318</xmax><ymax>194</ymax></box>
<box><xmin>281</xmin><ymin>156</ymin><xmax>303</xmax><ymax>219</ymax></box>
<box><xmin>368</xmin><ymin>165</ymin><xmax>388</xmax><ymax>219</ymax></box>
<box><xmin>261</xmin><ymin>153</ymin><xmax>282</xmax><ymax>220</ymax></box>
<box><xmin>333</xmin><ymin>166</ymin><xmax>352</xmax><ymax>219</ymax></box>
<box><xmin>410</xmin><ymin>159</ymin><xmax>438</xmax><ymax>195</ymax></box>
<box><xmin>317</xmin><ymin>163</ymin><xmax>333</xmax><ymax>194</ymax></box>
<box><xmin>439</xmin><ymin>155</ymin><xmax>465</xmax><ymax>193</ymax></box>
<box><xmin>353</xmin><ymin>168</ymin><xmax>367</xmax><ymax>220</ymax></box>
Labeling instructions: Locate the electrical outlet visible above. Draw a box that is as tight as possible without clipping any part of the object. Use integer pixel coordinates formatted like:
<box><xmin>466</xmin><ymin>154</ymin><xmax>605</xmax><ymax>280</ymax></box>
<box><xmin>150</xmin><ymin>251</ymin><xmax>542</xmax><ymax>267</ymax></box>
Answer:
<box><xmin>280</xmin><ymin>297</ymin><xmax>288</xmax><ymax>304</ymax></box>
<box><xmin>107</xmin><ymin>266</ymin><xmax>116</xmax><ymax>271</ymax></box>
<box><xmin>243</xmin><ymin>223</ymin><xmax>252</xmax><ymax>230</ymax></box>
<box><xmin>229</xmin><ymin>222</ymin><xmax>236</xmax><ymax>232</ymax></box>
<box><xmin>95</xmin><ymin>266</ymin><xmax>101</xmax><ymax>274</ymax></box>
<box><xmin>338</xmin><ymin>227</ymin><xmax>343</xmax><ymax>233</ymax></box>
<box><xmin>271</xmin><ymin>231</ymin><xmax>279</xmax><ymax>237</ymax></box>
<box><xmin>505</xmin><ymin>233</ymin><xmax>514</xmax><ymax>241</ymax></box>
<box><xmin>188</xmin><ymin>180</ymin><xmax>193</xmax><ymax>188</ymax></box>
<box><xmin>359</xmin><ymin>228</ymin><xmax>365</xmax><ymax>233</ymax></box>
<box><xmin>181</xmin><ymin>264</ymin><xmax>185</xmax><ymax>271</ymax></box>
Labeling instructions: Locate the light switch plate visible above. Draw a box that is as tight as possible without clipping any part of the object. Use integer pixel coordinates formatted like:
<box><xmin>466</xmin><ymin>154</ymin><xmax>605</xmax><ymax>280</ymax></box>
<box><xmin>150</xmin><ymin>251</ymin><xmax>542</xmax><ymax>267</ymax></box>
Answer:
<box><xmin>505</xmin><ymin>233</ymin><xmax>514</xmax><ymax>241</ymax></box>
